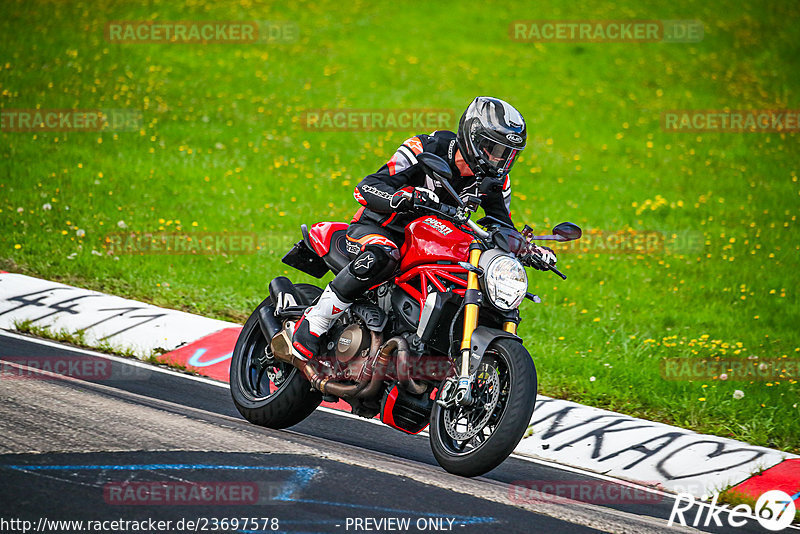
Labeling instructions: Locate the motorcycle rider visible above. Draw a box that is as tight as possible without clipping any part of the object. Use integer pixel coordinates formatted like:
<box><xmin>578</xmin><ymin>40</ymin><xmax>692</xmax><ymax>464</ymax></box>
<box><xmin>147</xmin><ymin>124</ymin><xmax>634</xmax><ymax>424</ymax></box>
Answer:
<box><xmin>292</xmin><ymin>96</ymin><xmax>557</xmax><ymax>360</ymax></box>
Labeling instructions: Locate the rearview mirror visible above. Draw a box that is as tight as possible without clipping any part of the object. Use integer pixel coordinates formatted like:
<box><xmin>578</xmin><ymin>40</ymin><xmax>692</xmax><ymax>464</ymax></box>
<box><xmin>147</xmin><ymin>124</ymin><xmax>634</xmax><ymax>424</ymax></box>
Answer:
<box><xmin>525</xmin><ymin>221</ymin><xmax>582</xmax><ymax>242</ymax></box>
<box><xmin>417</xmin><ymin>152</ymin><xmax>452</xmax><ymax>181</ymax></box>
<box><xmin>417</xmin><ymin>152</ymin><xmax>465</xmax><ymax>207</ymax></box>
<box><xmin>552</xmin><ymin>221</ymin><xmax>582</xmax><ymax>241</ymax></box>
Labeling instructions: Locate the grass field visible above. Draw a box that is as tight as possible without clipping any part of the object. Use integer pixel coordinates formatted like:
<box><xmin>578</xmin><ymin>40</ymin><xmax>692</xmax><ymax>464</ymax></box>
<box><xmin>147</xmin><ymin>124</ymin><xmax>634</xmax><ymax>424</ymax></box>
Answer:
<box><xmin>1</xmin><ymin>0</ymin><xmax>799</xmax><ymax>453</ymax></box>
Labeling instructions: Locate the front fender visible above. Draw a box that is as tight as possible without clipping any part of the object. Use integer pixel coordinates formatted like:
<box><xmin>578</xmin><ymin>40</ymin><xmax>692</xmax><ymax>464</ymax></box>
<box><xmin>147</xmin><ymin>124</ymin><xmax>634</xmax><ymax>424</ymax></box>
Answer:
<box><xmin>468</xmin><ymin>326</ymin><xmax>522</xmax><ymax>374</ymax></box>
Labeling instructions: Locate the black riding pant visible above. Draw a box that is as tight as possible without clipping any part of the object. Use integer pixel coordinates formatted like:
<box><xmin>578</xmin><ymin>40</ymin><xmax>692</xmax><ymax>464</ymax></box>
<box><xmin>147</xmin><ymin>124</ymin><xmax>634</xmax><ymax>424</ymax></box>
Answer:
<box><xmin>329</xmin><ymin>222</ymin><xmax>404</xmax><ymax>302</ymax></box>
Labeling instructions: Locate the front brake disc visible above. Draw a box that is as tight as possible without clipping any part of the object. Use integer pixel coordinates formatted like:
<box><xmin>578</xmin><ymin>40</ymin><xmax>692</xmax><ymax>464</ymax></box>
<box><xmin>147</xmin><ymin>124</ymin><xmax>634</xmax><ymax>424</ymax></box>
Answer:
<box><xmin>443</xmin><ymin>363</ymin><xmax>500</xmax><ymax>441</ymax></box>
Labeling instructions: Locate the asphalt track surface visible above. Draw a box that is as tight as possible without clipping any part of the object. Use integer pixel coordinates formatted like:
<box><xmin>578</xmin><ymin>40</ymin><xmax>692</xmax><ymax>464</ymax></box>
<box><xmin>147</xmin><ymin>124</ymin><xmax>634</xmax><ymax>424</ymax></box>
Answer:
<box><xmin>0</xmin><ymin>331</ymin><xmax>786</xmax><ymax>534</ymax></box>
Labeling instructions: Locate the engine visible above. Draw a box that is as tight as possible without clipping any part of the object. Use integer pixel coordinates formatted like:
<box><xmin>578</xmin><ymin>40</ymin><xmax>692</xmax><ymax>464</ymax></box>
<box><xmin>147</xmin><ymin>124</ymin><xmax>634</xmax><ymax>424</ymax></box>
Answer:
<box><xmin>322</xmin><ymin>321</ymin><xmax>373</xmax><ymax>382</ymax></box>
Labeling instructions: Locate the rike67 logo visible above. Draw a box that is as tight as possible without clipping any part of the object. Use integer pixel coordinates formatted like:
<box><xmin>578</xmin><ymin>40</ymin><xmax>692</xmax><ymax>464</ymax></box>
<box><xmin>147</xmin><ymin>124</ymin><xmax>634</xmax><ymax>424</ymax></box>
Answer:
<box><xmin>669</xmin><ymin>490</ymin><xmax>796</xmax><ymax>531</ymax></box>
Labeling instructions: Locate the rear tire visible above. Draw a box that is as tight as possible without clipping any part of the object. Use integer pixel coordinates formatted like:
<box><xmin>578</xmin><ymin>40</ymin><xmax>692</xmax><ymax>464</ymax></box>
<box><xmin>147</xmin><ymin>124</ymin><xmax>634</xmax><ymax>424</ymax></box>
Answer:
<box><xmin>429</xmin><ymin>338</ymin><xmax>537</xmax><ymax>477</ymax></box>
<box><xmin>229</xmin><ymin>284</ymin><xmax>323</xmax><ymax>429</ymax></box>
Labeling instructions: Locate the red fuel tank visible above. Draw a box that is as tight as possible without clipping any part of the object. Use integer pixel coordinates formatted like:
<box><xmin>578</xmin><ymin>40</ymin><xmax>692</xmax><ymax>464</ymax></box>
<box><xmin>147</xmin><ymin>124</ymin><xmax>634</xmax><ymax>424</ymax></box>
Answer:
<box><xmin>399</xmin><ymin>216</ymin><xmax>472</xmax><ymax>272</ymax></box>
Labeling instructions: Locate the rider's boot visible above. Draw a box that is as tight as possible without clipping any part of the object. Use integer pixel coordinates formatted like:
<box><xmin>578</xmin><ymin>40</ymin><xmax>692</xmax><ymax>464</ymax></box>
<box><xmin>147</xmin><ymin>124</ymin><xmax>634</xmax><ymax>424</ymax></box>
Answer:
<box><xmin>292</xmin><ymin>284</ymin><xmax>351</xmax><ymax>359</ymax></box>
<box><xmin>292</xmin><ymin>243</ymin><xmax>399</xmax><ymax>359</ymax></box>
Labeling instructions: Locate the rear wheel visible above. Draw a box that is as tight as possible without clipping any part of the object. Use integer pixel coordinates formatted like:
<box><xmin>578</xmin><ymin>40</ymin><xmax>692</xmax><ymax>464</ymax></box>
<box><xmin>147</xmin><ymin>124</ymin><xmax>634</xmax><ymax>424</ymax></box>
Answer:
<box><xmin>229</xmin><ymin>284</ymin><xmax>323</xmax><ymax>429</ymax></box>
<box><xmin>430</xmin><ymin>338</ymin><xmax>537</xmax><ymax>477</ymax></box>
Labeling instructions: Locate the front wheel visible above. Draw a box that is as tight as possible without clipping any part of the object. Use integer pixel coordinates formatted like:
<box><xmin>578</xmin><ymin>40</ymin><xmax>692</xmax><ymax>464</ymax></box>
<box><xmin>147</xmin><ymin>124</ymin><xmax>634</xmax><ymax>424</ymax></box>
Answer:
<box><xmin>429</xmin><ymin>338</ymin><xmax>537</xmax><ymax>477</ymax></box>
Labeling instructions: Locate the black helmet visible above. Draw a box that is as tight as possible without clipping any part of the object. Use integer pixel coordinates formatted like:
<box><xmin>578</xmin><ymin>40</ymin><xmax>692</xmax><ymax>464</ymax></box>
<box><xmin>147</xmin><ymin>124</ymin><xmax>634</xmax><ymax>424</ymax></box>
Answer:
<box><xmin>457</xmin><ymin>96</ymin><xmax>527</xmax><ymax>181</ymax></box>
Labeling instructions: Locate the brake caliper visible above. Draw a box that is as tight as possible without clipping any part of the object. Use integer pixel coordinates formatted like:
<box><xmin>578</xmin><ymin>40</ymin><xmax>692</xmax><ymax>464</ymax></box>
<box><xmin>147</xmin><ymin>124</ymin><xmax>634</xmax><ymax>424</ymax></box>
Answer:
<box><xmin>435</xmin><ymin>377</ymin><xmax>459</xmax><ymax>408</ymax></box>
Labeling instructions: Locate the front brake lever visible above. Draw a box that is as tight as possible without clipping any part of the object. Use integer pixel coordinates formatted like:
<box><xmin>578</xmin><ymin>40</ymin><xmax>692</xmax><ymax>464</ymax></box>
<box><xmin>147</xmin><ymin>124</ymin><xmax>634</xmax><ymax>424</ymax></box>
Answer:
<box><xmin>548</xmin><ymin>264</ymin><xmax>567</xmax><ymax>280</ymax></box>
<box><xmin>523</xmin><ymin>253</ymin><xmax>567</xmax><ymax>280</ymax></box>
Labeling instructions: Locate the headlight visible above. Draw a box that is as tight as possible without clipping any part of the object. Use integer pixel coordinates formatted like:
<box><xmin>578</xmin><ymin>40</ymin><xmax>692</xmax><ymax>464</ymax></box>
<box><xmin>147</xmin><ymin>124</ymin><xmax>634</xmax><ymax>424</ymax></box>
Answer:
<box><xmin>483</xmin><ymin>254</ymin><xmax>528</xmax><ymax>310</ymax></box>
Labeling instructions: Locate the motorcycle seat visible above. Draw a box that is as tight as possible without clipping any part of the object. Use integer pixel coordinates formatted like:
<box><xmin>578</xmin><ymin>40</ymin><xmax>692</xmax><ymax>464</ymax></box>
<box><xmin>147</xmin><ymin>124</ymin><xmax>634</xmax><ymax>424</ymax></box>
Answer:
<box><xmin>306</xmin><ymin>222</ymin><xmax>351</xmax><ymax>274</ymax></box>
<box><xmin>323</xmin><ymin>229</ymin><xmax>351</xmax><ymax>273</ymax></box>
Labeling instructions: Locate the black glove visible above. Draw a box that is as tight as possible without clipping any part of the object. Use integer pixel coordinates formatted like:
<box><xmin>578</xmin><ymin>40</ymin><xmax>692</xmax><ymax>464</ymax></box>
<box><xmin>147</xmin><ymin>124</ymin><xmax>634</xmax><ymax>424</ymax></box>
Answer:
<box><xmin>412</xmin><ymin>187</ymin><xmax>440</xmax><ymax>210</ymax></box>
<box><xmin>438</xmin><ymin>204</ymin><xmax>468</xmax><ymax>225</ymax></box>
<box><xmin>527</xmin><ymin>245</ymin><xmax>557</xmax><ymax>271</ymax></box>
<box><xmin>390</xmin><ymin>189</ymin><xmax>414</xmax><ymax>211</ymax></box>
<box><xmin>389</xmin><ymin>187</ymin><xmax>439</xmax><ymax>212</ymax></box>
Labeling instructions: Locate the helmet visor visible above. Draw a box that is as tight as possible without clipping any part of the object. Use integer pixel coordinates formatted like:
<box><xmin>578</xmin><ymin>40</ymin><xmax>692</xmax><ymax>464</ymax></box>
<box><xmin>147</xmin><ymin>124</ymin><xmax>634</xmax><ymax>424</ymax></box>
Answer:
<box><xmin>474</xmin><ymin>135</ymin><xmax>520</xmax><ymax>177</ymax></box>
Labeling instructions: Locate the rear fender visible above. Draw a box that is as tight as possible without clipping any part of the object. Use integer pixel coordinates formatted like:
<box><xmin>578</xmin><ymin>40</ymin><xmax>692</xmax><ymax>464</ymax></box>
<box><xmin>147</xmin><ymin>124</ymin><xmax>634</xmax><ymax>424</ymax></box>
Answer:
<box><xmin>282</xmin><ymin>240</ymin><xmax>329</xmax><ymax>278</ymax></box>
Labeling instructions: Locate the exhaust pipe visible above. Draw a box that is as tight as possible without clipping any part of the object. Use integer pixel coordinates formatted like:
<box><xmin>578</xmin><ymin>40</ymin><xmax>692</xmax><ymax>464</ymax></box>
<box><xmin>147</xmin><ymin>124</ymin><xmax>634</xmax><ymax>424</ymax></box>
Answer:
<box><xmin>257</xmin><ymin>304</ymin><xmax>282</xmax><ymax>341</ymax></box>
<box><xmin>269</xmin><ymin>327</ymin><xmax>324</xmax><ymax>386</ymax></box>
<box><xmin>270</xmin><ymin>331</ymin><xmax>425</xmax><ymax>399</ymax></box>
<box><xmin>270</xmin><ymin>328</ymin><xmax>387</xmax><ymax>399</ymax></box>
<box><xmin>392</xmin><ymin>336</ymin><xmax>428</xmax><ymax>396</ymax></box>
<box><xmin>260</xmin><ymin>276</ymin><xmax>304</xmax><ymax>342</ymax></box>
<box><xmin>268</xmin><ymin>276</ymin><xmax>301</xmax><ymax>308</ymax></box>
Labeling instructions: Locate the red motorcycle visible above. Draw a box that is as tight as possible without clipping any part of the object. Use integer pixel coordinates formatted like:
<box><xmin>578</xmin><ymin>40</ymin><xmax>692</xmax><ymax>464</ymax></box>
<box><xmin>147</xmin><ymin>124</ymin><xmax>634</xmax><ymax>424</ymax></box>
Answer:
<box><xmin>230</xmin><ymin>153</ymin><xmax>582</xmax><ymax>476</ymax></box>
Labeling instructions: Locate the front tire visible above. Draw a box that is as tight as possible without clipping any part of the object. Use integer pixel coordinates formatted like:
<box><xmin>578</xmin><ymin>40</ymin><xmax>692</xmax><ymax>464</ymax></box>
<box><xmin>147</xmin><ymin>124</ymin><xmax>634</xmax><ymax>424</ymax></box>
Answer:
<box><xmin>430</xmin><ymin>338</ymin><xmax>537</xmax><ymax>477</ymax></box>
<box><xmin>229</xmin><ymin>284</ymin><xmax>323</xmax><ymax>429</ymax></box>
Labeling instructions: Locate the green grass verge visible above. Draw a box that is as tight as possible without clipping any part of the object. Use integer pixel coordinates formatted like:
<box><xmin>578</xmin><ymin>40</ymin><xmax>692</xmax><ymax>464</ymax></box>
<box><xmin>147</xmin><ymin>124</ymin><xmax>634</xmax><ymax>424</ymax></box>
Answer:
<box><xmin>1</xmin><ymin>0</ymin><xmax>798</xmax><ymax>452</ymax></box>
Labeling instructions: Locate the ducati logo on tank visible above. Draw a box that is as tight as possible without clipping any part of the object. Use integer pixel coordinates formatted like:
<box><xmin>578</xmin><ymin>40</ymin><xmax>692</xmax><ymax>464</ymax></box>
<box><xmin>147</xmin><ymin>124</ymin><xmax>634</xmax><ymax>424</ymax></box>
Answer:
<box><xmin>423</xmin><ymin>217</ymin><xmax>453</xmax><ymax>236</ymax></box>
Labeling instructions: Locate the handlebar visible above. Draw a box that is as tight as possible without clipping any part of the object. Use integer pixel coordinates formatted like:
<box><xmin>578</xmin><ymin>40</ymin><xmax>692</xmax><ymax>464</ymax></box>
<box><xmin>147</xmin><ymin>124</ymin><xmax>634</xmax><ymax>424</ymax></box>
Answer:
<box><xmin>464</xmin><ymin>218</ymin><xmax>491</xmax><ymax>239</ymax></box>
<box><xmin>428</xmin><ymin>205</ymin><xmax>492</xmax><ymax>240</ymax></box>
<box><xmin>410</xmin><ymin>199</ymin><xmax>566</xmax><ymax>279</ymax></box>
<box><xmin>414</xmin><ymin>201</ymin><xmax>473</xmax><ymax>230</ymax></box>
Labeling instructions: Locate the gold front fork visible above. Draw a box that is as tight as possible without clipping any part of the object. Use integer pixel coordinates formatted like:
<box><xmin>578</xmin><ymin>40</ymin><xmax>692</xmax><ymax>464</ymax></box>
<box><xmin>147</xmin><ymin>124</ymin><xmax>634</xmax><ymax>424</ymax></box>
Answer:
<box><xmin>459</xmin><ymin>244</ymin><xmax>482</xmax><ymax>379</ymax></box>
<box><xmin>503</xmin><ymin>321</ymin><xmax>518</xmax><ymax>334</ymax></box>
